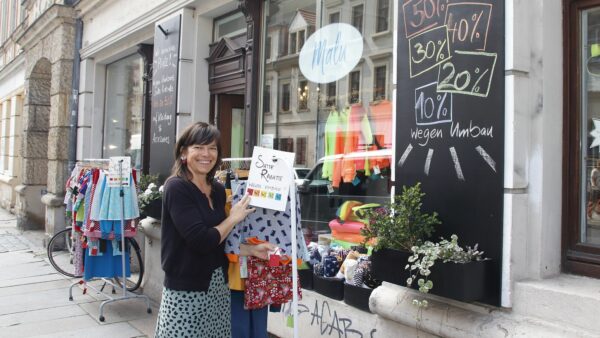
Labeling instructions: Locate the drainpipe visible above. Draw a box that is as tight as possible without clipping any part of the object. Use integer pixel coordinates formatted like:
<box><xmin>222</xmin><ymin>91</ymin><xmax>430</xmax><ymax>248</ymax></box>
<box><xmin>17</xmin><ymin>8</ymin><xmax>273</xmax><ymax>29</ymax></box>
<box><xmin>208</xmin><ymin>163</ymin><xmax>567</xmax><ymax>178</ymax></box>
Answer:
<box><xmin>67</xmin><ymin>18</ymin><xmax>83</xmax><ymax>174</ymax></box>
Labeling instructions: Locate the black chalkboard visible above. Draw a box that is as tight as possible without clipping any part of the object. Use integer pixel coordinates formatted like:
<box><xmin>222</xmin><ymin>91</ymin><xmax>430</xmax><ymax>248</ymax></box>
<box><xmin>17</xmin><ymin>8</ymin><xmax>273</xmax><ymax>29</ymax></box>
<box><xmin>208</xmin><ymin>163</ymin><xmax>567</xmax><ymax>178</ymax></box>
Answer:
<box><xmin>395</xmin><ymin>0</ymin><xmax>504</xmax><ymax>306</ymax></box>
<box><xmin>150</xmin><ymin>15</ymin><xmax>181</xmax><ymax>177</ymax></box>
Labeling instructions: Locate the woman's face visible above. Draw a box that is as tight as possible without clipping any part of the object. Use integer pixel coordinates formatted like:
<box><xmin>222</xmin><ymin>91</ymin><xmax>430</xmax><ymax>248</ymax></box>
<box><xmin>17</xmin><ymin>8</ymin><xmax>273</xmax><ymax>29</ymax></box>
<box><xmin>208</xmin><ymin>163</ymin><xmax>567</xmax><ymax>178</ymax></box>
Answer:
<box><xmin>183</xmin><ymin>140</ymin><xmax>219</xmax><ymax>179</ymax></box>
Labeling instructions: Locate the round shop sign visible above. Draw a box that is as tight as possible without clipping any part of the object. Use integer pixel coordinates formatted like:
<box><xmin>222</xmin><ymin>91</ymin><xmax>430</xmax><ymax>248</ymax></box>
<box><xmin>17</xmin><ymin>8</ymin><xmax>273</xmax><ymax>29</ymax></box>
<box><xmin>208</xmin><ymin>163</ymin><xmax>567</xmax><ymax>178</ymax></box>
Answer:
<box><xmin>299</xmin><ymin>23</ymin><xmax>363</xmax><ymax>84</ymax></box>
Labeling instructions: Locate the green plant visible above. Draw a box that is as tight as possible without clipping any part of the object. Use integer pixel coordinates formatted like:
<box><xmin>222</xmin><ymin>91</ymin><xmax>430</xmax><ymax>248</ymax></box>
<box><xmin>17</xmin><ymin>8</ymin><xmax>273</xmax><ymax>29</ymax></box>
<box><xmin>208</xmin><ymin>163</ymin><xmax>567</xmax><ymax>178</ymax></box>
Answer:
<box><xmin>360</xmin><ymin>183</ymin><xmax>440</xmax><ymax>251</ymax></box>
<box><xmin>406</xmin><ymin>234</ymin><xmax>486</xmax><ymax>307</ymax></box>
<box><xmin>138</xmin><ymin>174</ymin><xmax>163</xmax><ymax>213</ymax></box>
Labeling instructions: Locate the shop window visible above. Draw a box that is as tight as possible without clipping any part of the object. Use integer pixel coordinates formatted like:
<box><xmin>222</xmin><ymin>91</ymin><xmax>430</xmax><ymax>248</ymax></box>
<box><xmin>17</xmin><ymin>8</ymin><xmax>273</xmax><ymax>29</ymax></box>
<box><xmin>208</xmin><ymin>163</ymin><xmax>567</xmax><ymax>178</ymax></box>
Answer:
<box><xmin>298</xmin><ymin>80</ymin><xmax>309</xmax><ymax>110</ymax></box>
<box><xmin>326</xmin><ymin>82</ymin><xmax>337</xmax><ymax>107</ymax></box>
<box><xmin>376</xmin><ymin>0</ymin><xmax>389</xmax><ymax>33</ymax></box>
<box><xmin>264</xmin><ymin>85</ymin><xmax>271</xmax><ymax>114</ymax></box>
<box><xmin>296</xmin><ymin>137</ymin><xmax>307</xmax><ymax>165</ymax></box>
<box><xmin>281</xmin><ymin>83</ymin><xmax>291</xmax><ymax>112</ymax></box>
<box><xmin>565</xmin><ymin>0</ymin><xmax>600</xmax><ymax>277</ymax></box>
<box><xmin>373</xmin><ymin>65</ymin><xmax>387</xmax><ymax>101</ymax></box>
<box><xmin>261</xmin><ymin>0</ymin><xmax>393</xmax><ymax>238</ymax></box>
<box><xmin>103</xmin><ymin>54</ymin><xmax>144</xmax><ymax>170</ymax></box>
<box><xmin>349</xmin><ymin>70</ymin><xmax>361</xmax><ymax>104</ymax></box>
<box><xmin>329</xmin><ymin>12</ymin><xmax>340</xmax><ymax>24</ymax></box>
<box><xmin>352</xmin><ymin>4</ymin><xmax>364</xmax><ymax>34</ymax></box>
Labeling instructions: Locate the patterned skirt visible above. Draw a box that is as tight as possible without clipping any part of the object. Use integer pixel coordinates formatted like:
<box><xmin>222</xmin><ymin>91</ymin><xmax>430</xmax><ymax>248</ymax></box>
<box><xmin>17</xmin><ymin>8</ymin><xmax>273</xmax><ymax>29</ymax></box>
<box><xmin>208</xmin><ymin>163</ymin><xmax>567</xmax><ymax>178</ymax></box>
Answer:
<box><xmin>154</xmin><ymin>268</ymin><xmax>231</xmax><ymax>338</ymax></box>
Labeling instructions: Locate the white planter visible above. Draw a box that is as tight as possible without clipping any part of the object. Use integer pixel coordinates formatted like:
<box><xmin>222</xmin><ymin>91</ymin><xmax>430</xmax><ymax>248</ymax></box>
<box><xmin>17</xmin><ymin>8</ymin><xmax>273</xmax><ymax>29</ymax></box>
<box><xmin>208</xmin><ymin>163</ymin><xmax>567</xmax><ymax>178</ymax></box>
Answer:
<box><xmin>140</xmin><ymin>216</ymin><xmax>164</xmax><ymax>303</ymax></box>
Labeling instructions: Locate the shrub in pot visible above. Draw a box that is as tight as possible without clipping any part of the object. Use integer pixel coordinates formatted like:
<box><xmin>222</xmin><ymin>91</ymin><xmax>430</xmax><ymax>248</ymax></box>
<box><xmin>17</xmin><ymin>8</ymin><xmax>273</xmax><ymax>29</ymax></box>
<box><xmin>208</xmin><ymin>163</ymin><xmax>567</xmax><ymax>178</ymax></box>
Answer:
<box><xmin>361</xmin><ymin>183</ymin><xmax>440</xmax><ymax>285</ymax></box>
<box><xmin>406</xmin><ymin>234</ymin><xmax>488</xmax><ymax>305</ymax></box>
<box><xmin>138</xmin><ymin>174</ymin><xmax>163</xmax><ymax>220</ymax></box>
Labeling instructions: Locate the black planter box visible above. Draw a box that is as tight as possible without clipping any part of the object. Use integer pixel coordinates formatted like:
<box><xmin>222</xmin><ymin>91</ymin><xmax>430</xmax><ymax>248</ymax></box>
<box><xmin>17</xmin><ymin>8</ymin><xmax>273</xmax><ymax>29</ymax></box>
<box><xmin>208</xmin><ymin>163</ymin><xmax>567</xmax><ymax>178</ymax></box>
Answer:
<box><xmin>343</xmin><ymin>283</ymin><xmax>373</xmax><ymax>312</ymax></box>
<box><xmin>313</xmin><ymin>275</ymin><xmax>344</xmax><ymax>300</ymax></box>
<box><xmin>371</xmin><ymin>248</ymin><xmax>412</xmax><ymax>285</ymax></box>
<box><xmin>143</xmin><ymin>198</ymin><xmax>162</xmax><ymax>220</ymax></box>
<box><xmin>427</xmin><ymin>260</ymin><xmax>489</xmax><ymax>303</ymax></box>
<box><xmin>298</xmin><ymin>269</ymin><xmax>313</xmax><ymax>290</ymax></box>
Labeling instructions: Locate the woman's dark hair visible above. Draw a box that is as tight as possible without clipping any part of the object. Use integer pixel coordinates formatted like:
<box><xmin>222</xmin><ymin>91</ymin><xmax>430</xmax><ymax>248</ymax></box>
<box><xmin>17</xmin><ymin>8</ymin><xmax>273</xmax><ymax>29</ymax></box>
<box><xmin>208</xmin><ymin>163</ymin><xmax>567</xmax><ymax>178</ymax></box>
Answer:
<box><xmin>171</xmin><ymin>122</ymin><xmax>222</xmax><ymax>183</ymax></box>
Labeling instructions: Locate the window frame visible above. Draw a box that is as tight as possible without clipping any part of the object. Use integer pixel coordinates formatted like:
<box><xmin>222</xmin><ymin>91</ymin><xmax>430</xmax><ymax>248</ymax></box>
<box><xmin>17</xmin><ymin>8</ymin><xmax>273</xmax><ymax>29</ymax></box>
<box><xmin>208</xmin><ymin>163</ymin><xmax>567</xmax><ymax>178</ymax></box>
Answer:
<box><xmin>351</xmin><ymin>4</ymin><xmax>364</xmax><ymax>34</ymax></box>
<box><xmin>376</xmin><ymin>0</ymin><xmax>390</xmax><ymax>33</ymax></box>
<box><xmin>280</xmin><ymin>82</ymin><xmax>291</xmax><ymax>112</ymax></box>
<box><xmin>296</xmin><ymin>136</ymin><xmax>308</xmax><ymax>165</ymax></box>
<box><xmin>348</xmin><ymin>69</ymin><xmax>361</xmax><ymax>104</ymax></box>
<box><xmin>564</xmin><ymin>0</ymin><xmax>600</xmax><ymax>278</ymax></box>
<box><xmin>373</xmin><ymin>63</ymin><xmax>388</xmax><ymax>101</ymax></box>
<box><xmin>298</xmin><ymin>79</ymin><xmax>309</xmax><ymax>111</ymax></box>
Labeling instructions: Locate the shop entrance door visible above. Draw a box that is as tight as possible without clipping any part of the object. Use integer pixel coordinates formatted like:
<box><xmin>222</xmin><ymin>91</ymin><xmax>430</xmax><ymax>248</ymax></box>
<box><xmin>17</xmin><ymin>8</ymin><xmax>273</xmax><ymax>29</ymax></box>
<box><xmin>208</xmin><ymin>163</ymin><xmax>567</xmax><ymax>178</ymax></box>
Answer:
<box><xmin>217</xmin><ymin>94</ymin><xmax>245</xmax><ymax>159</ymax></box>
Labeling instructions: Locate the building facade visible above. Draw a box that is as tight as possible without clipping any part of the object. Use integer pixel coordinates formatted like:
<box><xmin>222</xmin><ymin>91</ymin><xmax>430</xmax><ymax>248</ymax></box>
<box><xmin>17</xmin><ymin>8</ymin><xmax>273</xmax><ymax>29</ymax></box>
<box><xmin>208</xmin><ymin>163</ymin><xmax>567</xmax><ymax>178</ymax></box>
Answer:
<box><xmin>0</xmin><ymin>0</ymin><xmax>595</xmax><ymax>336</ymax></box>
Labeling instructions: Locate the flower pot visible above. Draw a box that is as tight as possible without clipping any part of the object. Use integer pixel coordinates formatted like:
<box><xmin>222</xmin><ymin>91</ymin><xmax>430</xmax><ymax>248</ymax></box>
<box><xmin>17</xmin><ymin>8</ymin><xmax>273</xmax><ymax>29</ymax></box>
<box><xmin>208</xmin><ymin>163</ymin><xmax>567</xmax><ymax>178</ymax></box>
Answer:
<box><xmin>343</xmin><ymin>283</ymin><xmax>372</xmax><ymax>312</ymax></box>
<box><xmin>371</xmin><ymin>248</ymin><xmax>412</xmax><ymax>285</ymax></box>
<box><xmin>313</xmin><ymin>275</ymin><xmax>344</xmax><ymax>300</ymax></box>
<box><xmin>298</xmin><ymin>268</ymin><xmax>313</xmax><ymax>290</ymax></box>
<box><xmin>143</xmin><ymin>198</ymin><xmax>162</xmax><ymax>220</ymax></box>
<box><xmin>426</xmin><ymin>260</ymin><xmax>489</xmax><ymax>302</ymax></box>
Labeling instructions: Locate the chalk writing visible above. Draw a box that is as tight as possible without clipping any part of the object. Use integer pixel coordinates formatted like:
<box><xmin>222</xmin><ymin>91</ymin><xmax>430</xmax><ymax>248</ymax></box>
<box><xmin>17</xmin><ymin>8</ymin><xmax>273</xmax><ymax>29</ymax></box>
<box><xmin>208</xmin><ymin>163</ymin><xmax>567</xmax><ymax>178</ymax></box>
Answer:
<box><xmin>449</xmin><ymin>146</ymin><xmax>465</xmax><ymax>180</ymax></box>
<box><xmin>414</xmin><ymin>82</ymin><xmax>453</xmax><ymax>125</ymax></box>
<box><xmin>437</xmin><ymin>51</ymin><xmax>497</xmax><ymax>97</ymax></box>
<box><xmin>408</xmin><ymin>25</ymin><xmax>451</xmax><ymax>78</ymax></box>
<box><xmin>403</xmin><ymin>0</ymin><xmax>449</xmax><ymax>38</ymax></box>
<box><xmin>445</xmin><ymin>2</ymin><xmax>492</xmax><ymax>51</ymax></box>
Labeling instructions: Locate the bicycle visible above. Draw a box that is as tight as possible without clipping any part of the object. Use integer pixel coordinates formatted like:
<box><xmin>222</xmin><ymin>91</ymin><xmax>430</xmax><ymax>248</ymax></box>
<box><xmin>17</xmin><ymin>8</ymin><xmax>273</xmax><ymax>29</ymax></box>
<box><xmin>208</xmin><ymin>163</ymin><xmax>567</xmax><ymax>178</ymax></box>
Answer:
<box><xmin>47</xmin><ymin>227</ymin><xmax>144</xmax><ymax>292</ymax></box>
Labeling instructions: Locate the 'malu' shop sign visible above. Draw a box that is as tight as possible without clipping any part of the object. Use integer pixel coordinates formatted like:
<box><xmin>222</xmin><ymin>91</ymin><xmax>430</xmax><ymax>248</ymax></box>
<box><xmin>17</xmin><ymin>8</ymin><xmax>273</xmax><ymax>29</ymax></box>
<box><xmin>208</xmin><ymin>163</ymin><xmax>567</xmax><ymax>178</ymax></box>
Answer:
<box><xmin>299</xmin><ymin>23</ymin><xmax>363</xmax><ymax>84</ymax></box>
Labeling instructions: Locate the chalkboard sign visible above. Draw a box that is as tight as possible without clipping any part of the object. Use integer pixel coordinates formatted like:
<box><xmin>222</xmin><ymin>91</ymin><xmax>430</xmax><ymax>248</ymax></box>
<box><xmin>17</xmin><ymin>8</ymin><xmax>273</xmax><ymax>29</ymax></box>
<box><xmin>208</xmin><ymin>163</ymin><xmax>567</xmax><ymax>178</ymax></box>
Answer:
<box><xmin>150</xmin><ymin>15</ymin><xmax>181</xmax><ymax>177</ymax></box>
<box><xmin>395</xmin><ymin>0</ymin><xmax>504</xmax><ymax>306</ymax></box>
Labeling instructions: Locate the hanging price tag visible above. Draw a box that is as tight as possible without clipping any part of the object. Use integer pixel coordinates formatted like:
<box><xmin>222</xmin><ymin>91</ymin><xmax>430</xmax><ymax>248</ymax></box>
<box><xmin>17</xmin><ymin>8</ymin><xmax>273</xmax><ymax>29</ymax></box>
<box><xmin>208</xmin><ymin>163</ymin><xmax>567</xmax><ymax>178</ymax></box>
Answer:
<box><xmin>327</xmin><ymin>183</ymin><xmax>334</xmax><ymax>194</ymax></box>
<box><xmin>239</xmin><ymin>256</ymin><xmax>248</xmax><ymax>278</ymax></box>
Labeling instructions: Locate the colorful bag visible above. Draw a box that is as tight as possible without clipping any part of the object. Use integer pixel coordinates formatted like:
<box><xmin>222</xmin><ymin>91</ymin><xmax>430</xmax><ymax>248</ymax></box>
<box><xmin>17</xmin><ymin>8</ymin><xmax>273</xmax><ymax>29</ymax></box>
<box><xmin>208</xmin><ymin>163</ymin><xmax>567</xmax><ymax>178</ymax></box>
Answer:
<box><xmin>244</xmin><ymin>256</ymin><xmax>302</xmax><ymax>310</ymax></box>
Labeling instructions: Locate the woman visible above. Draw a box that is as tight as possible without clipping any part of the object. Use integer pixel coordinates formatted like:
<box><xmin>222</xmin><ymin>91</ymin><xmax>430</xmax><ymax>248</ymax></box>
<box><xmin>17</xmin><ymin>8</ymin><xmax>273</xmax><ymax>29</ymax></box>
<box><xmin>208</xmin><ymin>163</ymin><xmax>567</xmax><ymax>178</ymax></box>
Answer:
<box><xmin>155</xmin><ymin>122</ymin><xmax>272</xmax><ymax>337</ymax></box>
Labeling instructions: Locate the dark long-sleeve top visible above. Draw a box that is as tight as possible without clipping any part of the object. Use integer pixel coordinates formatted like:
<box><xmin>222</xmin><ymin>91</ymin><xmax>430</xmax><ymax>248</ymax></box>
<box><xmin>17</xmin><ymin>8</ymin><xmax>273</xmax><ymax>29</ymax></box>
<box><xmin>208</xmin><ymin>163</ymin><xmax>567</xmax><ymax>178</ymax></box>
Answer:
<box><xmin>161</xmin><ymin>176</ymin><xmax>228</xmax><ymax>291</ymax></box>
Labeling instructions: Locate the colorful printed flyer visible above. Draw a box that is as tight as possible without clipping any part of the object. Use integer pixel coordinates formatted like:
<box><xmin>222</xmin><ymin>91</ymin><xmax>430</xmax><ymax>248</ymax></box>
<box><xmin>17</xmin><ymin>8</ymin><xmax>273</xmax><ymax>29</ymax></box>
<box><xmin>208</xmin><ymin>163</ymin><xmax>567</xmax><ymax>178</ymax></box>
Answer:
<box><xmin>108</xmin><ymin>156</ymin><xmax>131</xmax><ymax>187</ymax></box>
<box><xmin>247</xmin><ymin>146</ymin><xmax>295</xmax><ymax>211</ymax></box>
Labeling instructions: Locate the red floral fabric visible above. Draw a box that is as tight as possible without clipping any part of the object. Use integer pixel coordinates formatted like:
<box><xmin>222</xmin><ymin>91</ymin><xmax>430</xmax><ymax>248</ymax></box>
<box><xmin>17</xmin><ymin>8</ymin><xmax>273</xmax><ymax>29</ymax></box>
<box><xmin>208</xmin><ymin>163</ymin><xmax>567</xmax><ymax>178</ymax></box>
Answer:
<box><xmin>243</xmin><ymin>256</ymin><xmax>302</xmax><ymax>309</ymax></box>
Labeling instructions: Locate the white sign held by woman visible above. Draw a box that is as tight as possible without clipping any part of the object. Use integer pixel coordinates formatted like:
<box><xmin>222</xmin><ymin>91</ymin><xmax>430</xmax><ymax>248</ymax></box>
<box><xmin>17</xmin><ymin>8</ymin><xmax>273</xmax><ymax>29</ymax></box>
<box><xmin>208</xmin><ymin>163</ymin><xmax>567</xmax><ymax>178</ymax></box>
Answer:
<box><xmin>247</xmin><ymin>147</ymin><xmax>295</xmax><ymax>211</ymax></box>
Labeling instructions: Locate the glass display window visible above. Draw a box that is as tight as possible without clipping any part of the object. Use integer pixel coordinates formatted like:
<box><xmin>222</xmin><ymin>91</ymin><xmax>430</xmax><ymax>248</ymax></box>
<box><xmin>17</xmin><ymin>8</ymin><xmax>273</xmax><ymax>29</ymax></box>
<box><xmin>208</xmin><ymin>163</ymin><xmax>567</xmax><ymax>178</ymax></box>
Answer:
<box><xmin>103</xmin><ymin>54</ymin><xmax>144</xmax><ymax>170</ymax></box>
<box><xmin>260</xmin><ymin>0</ymin><xmax>395</xmax><ymax>241</ymax></box>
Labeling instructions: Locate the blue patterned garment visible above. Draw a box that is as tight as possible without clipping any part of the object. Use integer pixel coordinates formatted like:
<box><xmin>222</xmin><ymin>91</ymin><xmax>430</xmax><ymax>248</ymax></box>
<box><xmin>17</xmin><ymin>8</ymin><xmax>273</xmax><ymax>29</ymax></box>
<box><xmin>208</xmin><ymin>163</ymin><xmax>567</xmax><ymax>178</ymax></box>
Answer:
<box><xmin>224</xmin><ymin>181</ymin><xmax>310</xmax><ymax>262</ymax></box>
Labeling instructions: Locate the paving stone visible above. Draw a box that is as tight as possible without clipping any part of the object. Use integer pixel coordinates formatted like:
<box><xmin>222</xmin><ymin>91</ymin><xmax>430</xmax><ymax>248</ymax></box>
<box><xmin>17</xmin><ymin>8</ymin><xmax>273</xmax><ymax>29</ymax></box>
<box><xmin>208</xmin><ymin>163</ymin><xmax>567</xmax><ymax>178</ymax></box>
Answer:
<box><xmin>0</xmin><ymin>287</ymin><xmax>95</xmax><ymax>316</ymax></box>
<box><xmin>0</xmin><ymin>315</ymin><xmax>97</xmax><ymax>338</ymax></box>
<box><xmin>78</xmin><ymin>297</ymin><xmax>155</xmax><ymax>324</ymax></box>
<box><xmin>28</xmin><ymin>322</ymin><xmax>144</xmax><ymax>338</ymax></box>
<box><xmin>0</xmin><ymin>273</ymin><xmax>65</xmax><ymax>288</ymax></box>
<box><xmin>0</xmin><ymin>260</ymin><xmax>56</xmax><ymax>281</ymax></box>
<box><xmin>0</xmin><ymin>279</ymin><xmax>71</xmax><ymax>297</ymax></box>
<box><xmin>0</xmin><ymin>304</ymin><xmax>86</xmax><ymax>328</ymax></box>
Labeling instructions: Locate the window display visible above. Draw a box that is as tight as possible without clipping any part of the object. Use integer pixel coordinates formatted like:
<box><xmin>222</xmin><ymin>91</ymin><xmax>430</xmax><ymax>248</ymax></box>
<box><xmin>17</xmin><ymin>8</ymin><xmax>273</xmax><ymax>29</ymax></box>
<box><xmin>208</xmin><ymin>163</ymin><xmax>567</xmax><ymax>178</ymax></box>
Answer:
<box><xmin>260</xmin><ymin>0</ymin><xmax>394</xmax><ymax>239</ymax></box>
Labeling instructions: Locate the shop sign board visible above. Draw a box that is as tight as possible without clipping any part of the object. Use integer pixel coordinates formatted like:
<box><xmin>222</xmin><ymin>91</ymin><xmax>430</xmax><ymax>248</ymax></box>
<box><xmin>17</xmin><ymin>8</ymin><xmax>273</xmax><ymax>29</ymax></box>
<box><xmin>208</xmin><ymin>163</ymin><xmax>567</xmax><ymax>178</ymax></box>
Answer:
<box><xmin>395</xmin><ymin>0</ymin><xmax>504</xmax><ymax>306</ymax></box>
<box><xmin>247</xmin><ymin>147</ymin><xmax>295</xmax><ymax>211</ymax></box>
<box><xmin>150</xmin><ymin>14</ymin><xmax>181</xmax><ymax>177</ymax></box>
<box><xmin>299</xmin><ymin>23</ymin><xmax>363</xmax><ymax>84</ymax></box>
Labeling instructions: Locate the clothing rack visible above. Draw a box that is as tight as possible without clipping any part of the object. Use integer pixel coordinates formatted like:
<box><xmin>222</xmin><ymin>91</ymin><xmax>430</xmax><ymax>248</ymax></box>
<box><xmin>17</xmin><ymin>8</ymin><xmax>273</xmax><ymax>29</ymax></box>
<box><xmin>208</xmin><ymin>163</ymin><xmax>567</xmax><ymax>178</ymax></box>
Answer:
<box><xmin>68</xmin><ymin>158</ymin><xmax>151</xmax><ymax>322</ymax></box>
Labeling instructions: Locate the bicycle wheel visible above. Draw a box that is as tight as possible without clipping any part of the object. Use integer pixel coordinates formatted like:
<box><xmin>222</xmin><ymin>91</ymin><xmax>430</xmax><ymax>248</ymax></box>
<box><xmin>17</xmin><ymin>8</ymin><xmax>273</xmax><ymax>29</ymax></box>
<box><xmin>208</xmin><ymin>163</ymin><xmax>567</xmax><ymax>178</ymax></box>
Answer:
<box><xmin>47</xmin><ymin>228</ymin><xmax>82</xmax><ymax>278</ymax></box>
<box><xmin>114</xmin><ymin>237</ymin><xmax>144</xmax><ymax>292</ymax></box>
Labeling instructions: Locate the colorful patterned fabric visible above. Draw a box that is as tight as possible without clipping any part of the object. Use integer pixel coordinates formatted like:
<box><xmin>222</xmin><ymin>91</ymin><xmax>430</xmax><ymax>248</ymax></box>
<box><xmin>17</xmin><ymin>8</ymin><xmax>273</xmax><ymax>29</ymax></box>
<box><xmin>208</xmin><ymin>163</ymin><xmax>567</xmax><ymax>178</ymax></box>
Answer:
<box><xmin>243</xmin><ymin>256</ymin><xmax>301</xmax><ymax>310</ymax></box>
<box><xmin>225</xmin><ymin>181</ymin><xmax>309</xmax><ymax>262</ymax></box>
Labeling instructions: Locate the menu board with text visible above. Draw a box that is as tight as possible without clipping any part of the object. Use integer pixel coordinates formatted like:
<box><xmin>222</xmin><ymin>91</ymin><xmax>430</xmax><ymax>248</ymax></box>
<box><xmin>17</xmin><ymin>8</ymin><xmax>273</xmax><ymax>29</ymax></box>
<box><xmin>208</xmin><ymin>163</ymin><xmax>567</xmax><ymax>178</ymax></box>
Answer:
<box><xmin>395</xmin><ymin>0</ymin><xmax>504</xmax><ymax>306</ymax></box>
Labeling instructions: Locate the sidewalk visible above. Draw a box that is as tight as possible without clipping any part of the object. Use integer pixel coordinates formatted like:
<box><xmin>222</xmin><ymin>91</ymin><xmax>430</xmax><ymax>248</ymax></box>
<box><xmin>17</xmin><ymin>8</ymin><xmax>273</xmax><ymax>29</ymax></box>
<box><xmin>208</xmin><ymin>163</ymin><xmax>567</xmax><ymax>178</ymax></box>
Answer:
<box><xmin>0</xmin><ymin>208</ymin><xmax>159</xmax><ymax>338</ymax></box>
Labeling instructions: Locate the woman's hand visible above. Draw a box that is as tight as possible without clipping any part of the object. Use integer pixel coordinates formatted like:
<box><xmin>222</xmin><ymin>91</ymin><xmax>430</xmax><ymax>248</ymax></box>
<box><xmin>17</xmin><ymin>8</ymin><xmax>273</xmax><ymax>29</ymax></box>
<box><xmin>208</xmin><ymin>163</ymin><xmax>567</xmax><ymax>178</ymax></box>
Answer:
<box><xmin>250</xmin><ymin>242</ymin><xmax>277</xmax><ymax>260</ymax></box>
<box><xmin>228</xmin><ymin>194</ymin><xmax>255</xmax><ymax>224</ymax></box>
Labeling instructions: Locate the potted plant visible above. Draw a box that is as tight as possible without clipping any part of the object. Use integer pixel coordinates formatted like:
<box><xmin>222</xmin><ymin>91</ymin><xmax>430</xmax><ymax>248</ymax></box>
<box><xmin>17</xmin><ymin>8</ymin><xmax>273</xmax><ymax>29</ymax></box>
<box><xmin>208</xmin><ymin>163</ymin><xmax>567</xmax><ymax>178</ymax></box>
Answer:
<box><xmin>361</xmin><ymin>183</ymin><xmax>440</xmax><ymax>285</ymax></box>
<box><xmin>406</xmin><ymin>234</ymin><xmax>488</xmax><ymax>305</ymax></box>
<box><xmin>138</xmin><ymin>174</ymin><xmax>163</xmax><ymax>220</ymax></box>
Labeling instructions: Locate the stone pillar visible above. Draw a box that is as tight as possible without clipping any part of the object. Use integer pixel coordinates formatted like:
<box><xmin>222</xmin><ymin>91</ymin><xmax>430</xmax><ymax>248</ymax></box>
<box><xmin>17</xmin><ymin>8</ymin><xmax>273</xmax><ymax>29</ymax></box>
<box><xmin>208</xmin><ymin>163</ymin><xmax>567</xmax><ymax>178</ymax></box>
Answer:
<box><xmin>17</xmin><ymin>61</ymin><xmax>51</xmax><ymax>231</ymax></box>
